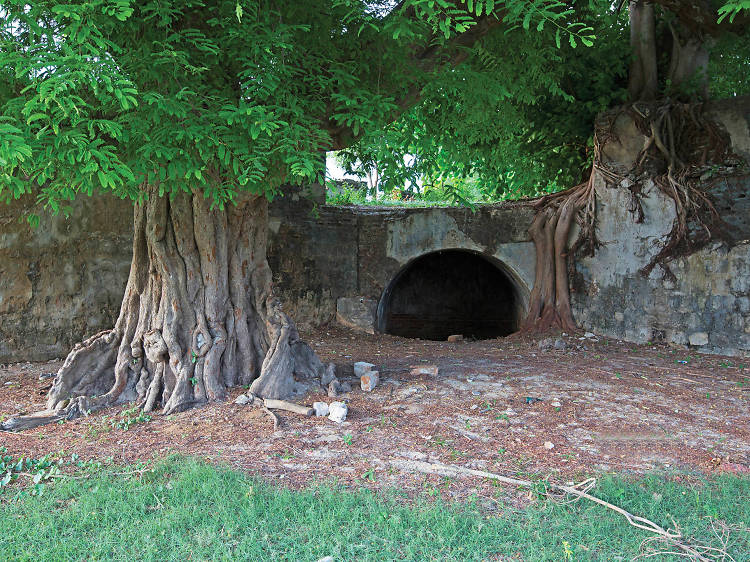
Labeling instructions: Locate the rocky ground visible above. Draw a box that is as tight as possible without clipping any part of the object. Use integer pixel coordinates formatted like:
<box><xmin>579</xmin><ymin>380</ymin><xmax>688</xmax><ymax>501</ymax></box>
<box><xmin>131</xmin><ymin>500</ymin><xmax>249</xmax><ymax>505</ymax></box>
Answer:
<box><xmin>1</xmin><ymin>327</ymin><xmax>748</xmax><ymax>504</ymax></box>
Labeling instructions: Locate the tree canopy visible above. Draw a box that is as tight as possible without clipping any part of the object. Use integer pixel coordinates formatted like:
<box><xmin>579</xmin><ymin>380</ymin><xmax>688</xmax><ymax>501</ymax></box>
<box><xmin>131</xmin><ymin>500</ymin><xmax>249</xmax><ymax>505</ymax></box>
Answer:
<box><xmin>4</xmin><ymin>0</ymin><xmax>745</xmax><ymax>219</ymax></box>
<box><xmin>0</xmin><ymin>0</ymin><xmax>578</xmax><ymax>217</ymax></box>
<box><xmin>333</xmin><ymin>1</ymin><xmax>750</xmax><ymax>204</ymax></box>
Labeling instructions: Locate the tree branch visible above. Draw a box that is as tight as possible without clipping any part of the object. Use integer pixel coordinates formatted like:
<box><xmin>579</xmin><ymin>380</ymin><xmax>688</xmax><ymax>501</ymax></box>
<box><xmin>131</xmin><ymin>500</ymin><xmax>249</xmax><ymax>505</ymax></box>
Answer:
<box><xmin>325</xmin><ymin>11</ymin><xmax>503</xmax><ymax>150</ymax></box>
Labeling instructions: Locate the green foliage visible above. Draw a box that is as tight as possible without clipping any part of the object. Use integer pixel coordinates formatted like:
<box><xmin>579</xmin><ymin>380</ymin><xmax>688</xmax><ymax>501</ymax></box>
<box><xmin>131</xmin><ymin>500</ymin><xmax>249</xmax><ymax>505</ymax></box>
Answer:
<box><xmin>709</xmin><ymin>33</ymin><xmax>750</xmax><ymax>99</ymax></box>
<box><xmin>3</xmin><ymin>1</ymin><xmax>747</xmax><ymax>215</ymax></box>
<box><xmin>108</xmin><ymin>406</ymin><xmax>152</xmax><ymax>431</ymax></box>
<box><xmin>1</xmin><ymin>456</ymin><xmax>749</xmax><ymax>560</ymax></box>
<box><xmin>718</xmin><ymin>0</ymin><xmax>750</xmax><ymax>23</ymax></box>
<box><xmin>0</xmin><ymin>448</ymin><xmax>107</xmax><ymax>497</ymax></box>
<box><xmin>0</xmin><ymin>0</ymin><xmax>612</xmax><ymax>215</ymax></box>
<box><xmin>338</xmin><ymin>1</ymin><xmax>628</xmax><ymax>201</ymax></box>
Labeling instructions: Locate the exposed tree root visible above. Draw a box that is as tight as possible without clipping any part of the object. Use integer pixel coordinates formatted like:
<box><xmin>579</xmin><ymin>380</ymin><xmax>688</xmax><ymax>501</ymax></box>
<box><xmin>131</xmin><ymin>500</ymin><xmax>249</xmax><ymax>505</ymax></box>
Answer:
<box><xmin>521</xmin><ymin>100</ymin><xmax>742</xmax><ymax>334</ymax></box>
<box><xmin>521</xmin><ymin>137</ymin><xmax>607</xmax><ymax>333</ymax></box>
<box><xmin>629</xmin><ymin>101</ymin><xmax>741</xmax><ymax>279</ymax></box>
<box><xmin>2</xmin><ymin>187</ymin><xmax>327</xmax><ymax>431</ymax></box>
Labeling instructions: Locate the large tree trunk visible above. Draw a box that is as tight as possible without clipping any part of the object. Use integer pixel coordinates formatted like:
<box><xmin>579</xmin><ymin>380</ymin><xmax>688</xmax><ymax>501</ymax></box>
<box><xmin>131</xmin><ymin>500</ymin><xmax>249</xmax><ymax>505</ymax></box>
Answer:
<box><xmin>666</xmin><ymin>22</ymin><xmax>710</xmax><ymax>98</ymax></box>
<box><xmin>2</xmin><ymin>187</ymin><xmax>326</xmax><ymax>430</ymax></box>
<box><xmin>628</xmin><ymin>0</ymin><xmax>658</xmax><ymax>101</ymax></box>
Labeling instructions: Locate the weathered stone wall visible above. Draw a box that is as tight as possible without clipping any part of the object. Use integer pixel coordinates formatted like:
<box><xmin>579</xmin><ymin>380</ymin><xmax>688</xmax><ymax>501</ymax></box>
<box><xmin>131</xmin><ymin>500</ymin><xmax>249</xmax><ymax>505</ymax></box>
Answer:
<box><xmin>0</xmin><ymin>195</ymin><xmax>133</xmax><ymax>362</ymax></box>
<box><xmin>268</xmin><ymin>197</ymin><xmax>536</xmax><ymax>333</ymax></box>
<box><xmin>572</xmin><ymin>98</ymin><xmax>750</xmax><ymax>356</ymax></box>
<box><xmin>3</xmin><ymin>97</ymin><xmax>750</xmax><ymax>360</ymax></box>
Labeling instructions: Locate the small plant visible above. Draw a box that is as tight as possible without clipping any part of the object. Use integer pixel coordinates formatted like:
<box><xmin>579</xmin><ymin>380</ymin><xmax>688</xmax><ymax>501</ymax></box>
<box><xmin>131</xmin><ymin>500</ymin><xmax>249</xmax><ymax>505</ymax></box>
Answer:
<box><xmin>379</xmin><ymin>414</ymin><xmax>396</xmax><ymax>427</ymax></box>
<box><xmin>111</xmin><ymin>406</ymin><xmax>152</xmax><ymax>431</ymax></box>
<box><xmin>0</xmin><ymin>449</ymin><xmax>66</xmax><ymax>496</ymax></box>
<box><xmin>562</xmin><ymin>540</ymin><xmax>573</xmax><ymax>560</ymax></box>
<box><xmin>342</xmin><ymin>433</ymin><xmax>353</xmax><ymax>446</ymax></box>
<box><xmin>361</xmin><ymin>468</ymin><xmax>376</xmax><ymax>482</ymax></box>
<box><xmin>431</xmin><ymin>436</ymin><xmax>450</xmax><ymax>448</ymax></box>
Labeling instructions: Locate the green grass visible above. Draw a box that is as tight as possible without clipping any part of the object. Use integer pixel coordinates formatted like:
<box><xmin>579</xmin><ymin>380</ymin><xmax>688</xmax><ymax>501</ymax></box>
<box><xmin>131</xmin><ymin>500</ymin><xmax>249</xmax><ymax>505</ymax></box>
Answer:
<box><xmin>1</xmin><ymin>457</ymin><xmax>748</xmax><ymax>561</ymax></box>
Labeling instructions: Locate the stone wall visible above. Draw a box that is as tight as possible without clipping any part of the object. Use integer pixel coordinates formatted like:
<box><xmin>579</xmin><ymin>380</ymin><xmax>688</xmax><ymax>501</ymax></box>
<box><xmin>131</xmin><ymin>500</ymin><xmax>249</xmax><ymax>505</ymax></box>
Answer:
<box><xmin>572</xmin><ymin>98</ymin><xmax>750</xmax><ymax>356</ymax></box>
<box><xmin>3</xmin><ymin>97</ymin><xmax>750</xmax><ymax>360</ymax></box>
<box><xmin>270</xmin><ymin>200</ymin><xmax>536</xmax><ymax>333</ymax></box>
<box><xmin>0</xmin><ymin>194</ymin><xmax>133</xmax><ymax>362</ymax></box>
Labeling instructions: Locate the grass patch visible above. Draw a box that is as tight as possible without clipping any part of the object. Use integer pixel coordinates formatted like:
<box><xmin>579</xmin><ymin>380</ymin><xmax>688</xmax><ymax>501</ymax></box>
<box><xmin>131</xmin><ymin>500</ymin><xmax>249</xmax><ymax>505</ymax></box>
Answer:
<box><xmin>1</xmin><ymin>457</ymin><xmax>748</xmax><ymax>561</ymax></box>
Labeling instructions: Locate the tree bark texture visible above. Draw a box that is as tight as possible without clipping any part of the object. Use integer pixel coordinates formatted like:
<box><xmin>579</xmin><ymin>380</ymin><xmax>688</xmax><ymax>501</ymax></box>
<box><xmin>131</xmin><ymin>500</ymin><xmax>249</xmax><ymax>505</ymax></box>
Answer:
<box><xmin>520</xmin><ymin>178</ymin><xmax>595</xmax><ymax>334</ymax></box>
<box><xmin>2</xmin><ymin>187</ymin><xmax>326</xmax><ymax>430</ymax></box>
<box><xmin>628</xmin><ymin>0</ymin><xmax>658</xmax><ymax>101</ymax></box>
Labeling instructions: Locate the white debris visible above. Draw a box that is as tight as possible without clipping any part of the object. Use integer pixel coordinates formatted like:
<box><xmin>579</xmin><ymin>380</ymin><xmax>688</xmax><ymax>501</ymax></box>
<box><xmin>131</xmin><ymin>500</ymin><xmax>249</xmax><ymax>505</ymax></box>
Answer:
<box><xmin>328</xmin><ymin>401</ymin><xmax>348</xmax><ymax>423</ymax></box>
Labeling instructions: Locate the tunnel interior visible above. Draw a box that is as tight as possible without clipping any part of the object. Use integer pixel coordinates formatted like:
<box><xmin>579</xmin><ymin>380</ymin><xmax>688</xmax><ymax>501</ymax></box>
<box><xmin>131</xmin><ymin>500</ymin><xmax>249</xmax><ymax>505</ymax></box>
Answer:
<box><xmin>379</xmin><ymin>250</ymin><xmax>521</xmax><ymax>341</ymax></box>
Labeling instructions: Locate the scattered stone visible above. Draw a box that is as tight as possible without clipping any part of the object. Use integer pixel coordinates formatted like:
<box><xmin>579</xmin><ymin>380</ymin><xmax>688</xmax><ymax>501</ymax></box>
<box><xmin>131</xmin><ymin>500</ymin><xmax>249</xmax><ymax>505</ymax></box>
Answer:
<box><xmin>340</xmin><ymin>381</ymin><xmax>352</xmax><ymax>392</ymax></box>
<box><xmin>321</xmin><ymin>363</ymin><xmax>337</xmax><ymax>387</ymax></box>
<box><xmin>551</xmin><ymin>400</ymin><xmax>562</xmax><ymax>408</ymax></box>
<box><xmin>233</xmin><ymin>394</ymin><xmax>252</xmax><ymax>405</ymax></box>
<box><xmin>544</xmin><ymin>441</ymin><xmax>555</xmax><ymax>450</ymax></box>
<box><xmin>471</xmin><ymin>390</ymin><xmax>481</xmax><ymax>396</ymax></box>
<box><xmin>336</xmin><ymin>296</ymin><xmax>377</xmax><ymax>334</ymax></box>
<box><xmin>538</xmin><ymin>338</ymin><xmax>554</xmax><ymax>351</ymax></box>
<box><xmin>317</xmin><ymin>557</ymin><xmax>335</xmax><ymax>562</ymax></box>
<box><xmin>553</xmin><ymin>338</ymin><xmax>567</xmax><ymax>351</ymax></box>
<box><xmin>360</xmin><ymin>371</ymin><xmax>380</xmax><ymax>392</ymax></box>
<box><xmin>313</xmin><ymin>401</ymin><xmax>329</xmax><ymax>417</ymax></box>
<box><xmin>410</xmin><ymin>365</ymin><xmax>439</xmax><ymax>376</ymax></box>
<box><xmin>447</xmin><ymin>334</ymin><xmax>464</xmax><ymax>343</ymax></box>
<box><xmin>38</xmin><ymin>372</ymin><xmax>56</xmax><ymax>380</ymax></box>
<box><xmin>584</xmin><ymin>332</ymin><xmax>596</xmax><ymax>338</ymax></box>
<box><xmin>327</xmin><ymin>379</ymin><xmax>341</xmax><ymax>398</ymax></box>
<box><xmin>328</xmin><ymin>401</ymin><xmax>348</xmax><ymax>423</ymax></box>
<box><xmin>353</xmin><ymin>362</ymin><xmax>375</xmax><ymax>377</ymax></box>
<box><xmin>689</xmin><ymin>332</ymin><xmax>709</xmax><ymax>346</ymax></box>
<box><xmin>614</xmin><ymin>312</ymin><xmax>624</xmax><ymax>322</ymax></box>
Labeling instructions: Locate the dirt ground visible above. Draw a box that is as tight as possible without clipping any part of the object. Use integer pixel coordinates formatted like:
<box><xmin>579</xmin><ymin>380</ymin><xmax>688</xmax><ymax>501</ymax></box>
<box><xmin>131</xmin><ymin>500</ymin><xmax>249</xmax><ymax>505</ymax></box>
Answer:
<box><xmin>1</xmin><ymin>327</ymin><xmax>749</xmax><ymax>502</ymax></box>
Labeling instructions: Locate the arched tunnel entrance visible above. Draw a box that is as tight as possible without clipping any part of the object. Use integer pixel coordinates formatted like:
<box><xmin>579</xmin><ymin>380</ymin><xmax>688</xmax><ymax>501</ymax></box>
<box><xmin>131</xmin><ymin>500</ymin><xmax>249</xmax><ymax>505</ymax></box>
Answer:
<box><xmin>377</xmin><ymin>250</ymin><xmax>524</xmax><ymax>341</ymax></box>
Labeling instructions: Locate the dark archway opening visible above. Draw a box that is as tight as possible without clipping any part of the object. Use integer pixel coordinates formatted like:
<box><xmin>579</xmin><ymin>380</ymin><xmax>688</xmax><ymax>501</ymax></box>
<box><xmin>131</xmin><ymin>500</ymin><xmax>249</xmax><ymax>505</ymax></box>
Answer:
<box><xmin>378</xmin><ymin>250</ymin><xmax>521</xmax><ymax>341</ymax></box>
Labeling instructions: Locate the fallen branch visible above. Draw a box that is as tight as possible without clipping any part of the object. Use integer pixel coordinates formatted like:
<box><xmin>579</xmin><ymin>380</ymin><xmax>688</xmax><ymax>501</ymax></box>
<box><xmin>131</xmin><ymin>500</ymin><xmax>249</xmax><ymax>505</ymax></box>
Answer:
<box><xmin>263</xmin><ymin>406</ymin><xmax>280</xmax><ymax>431</ymax></box>
<box><xmin>263</xmin><ymin>399</ymin><xmax>314</xmax><ymax>417</ymax></box>
<box><xmin>390</xmin><ymin>459</ymin><xmax>680</xmax><ymax>539</ymax></box>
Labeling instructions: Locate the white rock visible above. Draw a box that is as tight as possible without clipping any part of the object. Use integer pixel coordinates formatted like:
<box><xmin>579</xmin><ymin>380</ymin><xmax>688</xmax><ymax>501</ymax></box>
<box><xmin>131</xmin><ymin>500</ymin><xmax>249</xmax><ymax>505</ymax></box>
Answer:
<box><xmin>328</xmin><ymin>401</ymin><xmax>348</xmax><ymax>423</ymax></box>
<box><xmin>584</xmin><ymin>332</ymin><xmax>596</xmax><ymax>338</ymax></box>
<box><xmin>233</xmin><ymin>394</ymin><xmax>251</xmax><ymax>405</ymax></box>
<box><xmin>353</xmin><ymin>362</ymin><xmax>375</xmax><ymax>377</ymax></box>
<box><xmin>551</xmin><ymin>401</ymin><xmax>562</xmax><ymax>408</ymax></box>
<box><xmin>544</xmin><ymin>441</ymin><xmax>555</xmax><ymax>450</ymax></box>
<box><xmin>313</xmin><ymin>401</ymin><xmax>329</xmax><ymax>417</ymax></box>
<box><xmin>360</xmin><ymin>371</ymin><xmax>379</xmax><ymax>392</ymax></box>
